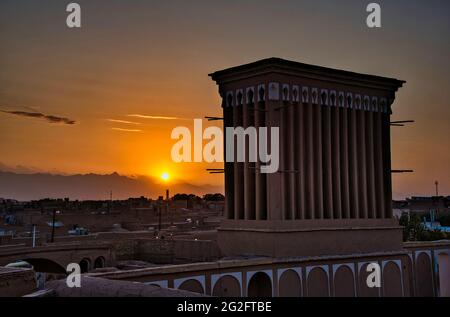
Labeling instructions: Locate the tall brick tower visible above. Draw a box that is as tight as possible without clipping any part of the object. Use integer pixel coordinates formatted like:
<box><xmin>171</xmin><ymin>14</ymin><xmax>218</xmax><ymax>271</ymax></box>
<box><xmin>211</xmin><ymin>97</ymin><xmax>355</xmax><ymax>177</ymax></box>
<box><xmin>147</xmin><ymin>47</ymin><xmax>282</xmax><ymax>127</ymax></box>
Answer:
<box><xmin>209</xmin><ymin>58</ymin><xmax>405</xmax><ymax>257</ymax></box>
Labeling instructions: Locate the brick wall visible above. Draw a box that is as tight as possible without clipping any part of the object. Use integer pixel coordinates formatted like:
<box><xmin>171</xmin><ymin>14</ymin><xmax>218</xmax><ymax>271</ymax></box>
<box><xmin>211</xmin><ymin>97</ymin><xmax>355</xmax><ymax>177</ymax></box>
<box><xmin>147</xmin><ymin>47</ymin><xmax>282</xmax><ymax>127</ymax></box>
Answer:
<box><xmin>0</xmin><ymin>267</ymin><xmax>36</xmax><ymax>297</ymax></box>
<box><xmin>128</xmin><ymin>239</ymin><xmax>221</xmax><ymax>264</ymax></box>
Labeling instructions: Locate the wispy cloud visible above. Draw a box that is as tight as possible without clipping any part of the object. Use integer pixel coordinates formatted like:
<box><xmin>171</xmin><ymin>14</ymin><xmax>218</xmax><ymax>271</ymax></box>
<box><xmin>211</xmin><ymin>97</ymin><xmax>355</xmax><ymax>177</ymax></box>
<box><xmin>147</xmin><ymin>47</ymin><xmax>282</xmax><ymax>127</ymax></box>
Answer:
<box><xmin>106</xmin><ymin>119</ymin><xmax>141</xmax><ymax>125</ymax></box>
<box><xmin>0</xmin><ymin>109</ymin><xmax>76</xmax><ymax>125</ymax></box>
<box><xmin>127</xmin><ymin>114</ymin><xmax>182</xmax><ymax>120</ymax></box>
<box><xmin>111</xmin><ymin>127</ymin><xmax>142</xmax><ymax>132</ymax></box>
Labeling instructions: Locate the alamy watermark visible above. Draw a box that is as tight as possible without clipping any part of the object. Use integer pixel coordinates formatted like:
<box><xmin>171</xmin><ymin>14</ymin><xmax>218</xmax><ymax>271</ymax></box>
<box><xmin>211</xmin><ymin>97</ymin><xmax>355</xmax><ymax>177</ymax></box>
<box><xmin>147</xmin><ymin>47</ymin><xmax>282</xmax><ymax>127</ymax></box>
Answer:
<box><xmin>65</xmin><ymin>3</ymin><xmax>381</xmax><ymax>29</ymax></box>
<box><xmin>366</xmin><ymin>262</ymin><xmax>381</xmax><ymax>288</ymax></box>
<box><xmin>366</xmin><ymin>3</ymin><xmax>381</xmax><ymax>28</ymax></box>
<box><xmin>171</xmin><ymin>119</ymin><xmax>279</xmax><ymax>173</ymax></box>
<box><xmin>66</xmin><ymin>3</ymin><xmax>81</xmax><ymax>28</ymax></box>
<box><xmin>66</xmin><ymin>263</ymin><xmax>81</xmax><ymax>288</ymax></box>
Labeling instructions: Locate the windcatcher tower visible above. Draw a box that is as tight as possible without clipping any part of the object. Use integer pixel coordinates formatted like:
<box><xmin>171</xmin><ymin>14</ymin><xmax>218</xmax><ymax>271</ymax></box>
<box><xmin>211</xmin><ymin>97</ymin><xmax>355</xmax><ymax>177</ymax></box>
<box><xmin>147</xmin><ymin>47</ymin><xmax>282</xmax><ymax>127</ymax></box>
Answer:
<box><xmin>209</xmin><ymin>58</ymin><xmax>405</xmax><ymax>258</ymax></box>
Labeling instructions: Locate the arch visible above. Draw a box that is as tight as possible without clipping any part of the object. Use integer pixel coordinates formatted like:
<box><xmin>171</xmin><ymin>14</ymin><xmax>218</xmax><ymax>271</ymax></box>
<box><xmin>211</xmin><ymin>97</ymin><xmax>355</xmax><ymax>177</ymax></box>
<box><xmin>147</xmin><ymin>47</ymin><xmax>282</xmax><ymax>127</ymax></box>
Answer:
<box><xmin>382</xmin><ymin>261</ymin><xmax>403</xmax><ymax>297</ymax></box>
<box><xmin>282</xmin><ymin>85</ymin><xmax>289</xmax><ymax>101</ymax></box>
<box><xmin>258</xmin><ymin>85</ymin><xmax>265</xmax><ymax>102</ymax></box>
<box><xmin>334</xmin><ymin>265</ymin><xmax>355</xmax><ymax>297</ymax></box>
<box><xmin>94</xmin><ymin>256</ymin><xmax>106</xmax><ymax>269</ymax></box>
<box><xmin>364</xmin><ymin>96</ymin><xmax>370</xmax><ymax>110</ymax></box>
<box><xmin>306</xmin><ymin>267</ymin><xmax>329</xmax><ymax>297</ymax></box>
<box><xmin>12</xmin><ymin>258</ymin><xmax>66</xmax><ymax>275</ymax></box>
<box><xmin>227</xmin><ymin>93</ymin><xmax>234</xmax><ymax>107</ymax></box>
<box><xmin>358</xmin><ymin>263</ymin><xmax>379</xmax><ymax>297</ymax></box>
<box><xmin>338</xmin><ymin>92</ymin><xmax>345</xmax><ymax>107</ymax></box>
<box><xmin>371</xmin><ymin>97</ymin><xmax>378</xmax><ymax>111</ymax></box>
<box><xmin>302</xmin><ymin>87</ymin><xmax>309</xmax><ymax>103</ymax></box>
<box><xmin>246</xmin><ymin>88</ymin><xmax>254</xmax><ymax>104</ymax></box>
<box><xmin>279</xmin><ymin>269</ymin><xmax>301</xmax><ymax>297</ymax></box>
<box><xmin>320</xmin><ymin>90</ymin><xmax>328</xmax><ymax>105</ymax></box>
<box><xmin>212</xmin><ymin>275</ymin><xmax>241</xmax><ymax>297</ymax></box>
<box><xmin>292</xmin><ymin>86</ymin><xmax>299</xmax><ymax>102</ymax></box>
<box><xmin>236</xmin><ymin>90</ymin><xmax>243</xmax><ymax>106</ymax></box>
<box><xmin>311</xmin><ymin>88</ymin><xmax>318</xmax><ymax>104</ymax></box>
<box><xmin>346</xmin><ymin>93</ymin><xmax>353</xmax><ymax>108</ymax></box>
<box><xmin>329</xmin><ymin>91</ymin><xmax>336</xmax><ymax>106</ymax></box>
<box><xmin>145</xmin><ymin>280</ymin><xmax>168</xmax><ymax>288</ymax></box>
<box><xmin>403</xmin><ymin>255</ymin><xmax>414</xmax><ymax>297</ymax></box>
<box><xmin>415</xmin><ymin>252</ymin><xmax>434</xmax><ymax>297</ymax></box>
<box><xmin>437</xmin><ymin>252</ymin><xmax>450</xmax><ymax>297</ymax></box>
<box><xmin>178</xmin><ymin>279</ymin><xmax>204</xmax><ymax>294</ymax></box>
<box><xmin>79</xmin><ymin>258</ymin><xmax>91</xmax><ymax>273</ymax></box>
<box><xmin>248</xmin><ymin>272</ymin><xmax>272</xmax><ymax>297</ymax></box>
<box><xmin>355</xmin><ymin>94</ymin><xmax>361</xmax><ymax>109</ymax></box>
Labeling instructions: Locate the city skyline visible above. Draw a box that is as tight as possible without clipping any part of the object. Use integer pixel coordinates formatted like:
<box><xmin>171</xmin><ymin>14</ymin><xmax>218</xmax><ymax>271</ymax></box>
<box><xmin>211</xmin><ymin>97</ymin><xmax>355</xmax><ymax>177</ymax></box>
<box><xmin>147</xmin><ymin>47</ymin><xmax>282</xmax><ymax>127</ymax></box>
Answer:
<box><xmin>1</xmin><ymin>0</ymin><xmax>449</xmax><ymax>199</ymax></box>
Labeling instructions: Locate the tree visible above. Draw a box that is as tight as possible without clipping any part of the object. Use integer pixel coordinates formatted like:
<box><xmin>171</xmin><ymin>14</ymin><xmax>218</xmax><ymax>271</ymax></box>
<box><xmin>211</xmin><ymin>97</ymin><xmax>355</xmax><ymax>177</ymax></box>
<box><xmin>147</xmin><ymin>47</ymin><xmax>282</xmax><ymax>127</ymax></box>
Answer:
<box><xmin>399</xmin><ymin>213</ymin><xmax>425</xmax><ymax>241</ymax></box>
<box><xmin>172</xmin><ymin>193</ymin><xmax>201</xmax><ymax>201</ymax></box>
<box><xmin>399</xmin><ymin>212</ymin><xmax>450</xmax><ymax>241</ymax></box>
<box><xmin>203</xmin><ymin>193</ymin><xmax>225</xmax><ymax>201</ymax></box>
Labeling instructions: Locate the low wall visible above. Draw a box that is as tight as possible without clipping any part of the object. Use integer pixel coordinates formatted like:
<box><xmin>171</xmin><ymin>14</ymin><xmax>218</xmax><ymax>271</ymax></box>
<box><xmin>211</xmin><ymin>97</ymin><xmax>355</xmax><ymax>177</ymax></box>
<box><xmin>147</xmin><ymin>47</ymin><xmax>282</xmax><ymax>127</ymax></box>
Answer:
<box><xmin>114</xmin><ymin>239</ymin><xmax>221</xmax><ymax>264</ymax></box>
<box><xmin>92</xmin><ymin>241</ymin><xmax>450</xmax><ymax>297</ymax></box>
<box><xmin>0</xmin><ymin>267</ymin><xmax>37</xmax><ymax>297</ymax></box>
<box><xmin>27</xmin><ymin>276</ymin><xmax>205</xmax><ymax>297</ymax></box>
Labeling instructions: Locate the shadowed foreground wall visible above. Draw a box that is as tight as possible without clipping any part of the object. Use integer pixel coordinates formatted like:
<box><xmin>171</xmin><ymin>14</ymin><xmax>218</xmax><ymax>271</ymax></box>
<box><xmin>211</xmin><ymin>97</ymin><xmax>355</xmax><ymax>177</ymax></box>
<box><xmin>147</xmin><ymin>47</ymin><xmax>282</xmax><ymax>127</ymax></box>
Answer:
<box><xmin>88</xmin><ymin>241</ymin><xmax>450</xmax><ymax>297</ymax></box>
<box><xmin>27</xmin><ymin>276</ymin><xmax>205</xmax><ymax>297</ymax></box>
<box><xmin>0</xmin><ymin>267</ymin><xmax>36</xmax><ymax>297</ymax></box>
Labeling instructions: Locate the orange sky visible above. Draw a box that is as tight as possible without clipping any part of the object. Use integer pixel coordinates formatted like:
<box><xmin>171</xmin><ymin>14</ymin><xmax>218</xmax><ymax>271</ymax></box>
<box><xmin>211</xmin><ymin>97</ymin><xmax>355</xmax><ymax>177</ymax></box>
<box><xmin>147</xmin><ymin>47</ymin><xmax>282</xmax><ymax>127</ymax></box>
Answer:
<box><xmin>0</xmin><ymin>0</ymin><xmax>449</xmax><ymax>199</ymax></box>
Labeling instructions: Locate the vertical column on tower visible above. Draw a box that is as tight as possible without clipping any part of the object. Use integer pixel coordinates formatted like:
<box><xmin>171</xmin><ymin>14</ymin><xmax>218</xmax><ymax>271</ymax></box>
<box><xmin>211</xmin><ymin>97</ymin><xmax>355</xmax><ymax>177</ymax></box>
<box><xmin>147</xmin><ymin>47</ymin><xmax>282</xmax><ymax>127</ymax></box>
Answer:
<box><xmin>289</xmin><ymin>101</ymin><xmax>297</xmax><ymax>219</ymax></box>
<box><xmin>374</xmin><ymin>101</ymin><xmax>385</xmax><ymax>218</ymax></box>
<box><xmin>313</xmin><ymin>89</ymin><xmax>324</xmax><ymax>219</ymax></box>
<box><xmin>233</xmin><ymin>92</ymin><xmax>245</xmax><ymax>219</ymax></box>
<box><xmin>303</xmin><ymin>87</ymin><xmax>314</xmax><ymax>219</ymax></box>
<box><xmin>347</xmin><ymin>94</ymin><xmax>359</xmax><ymax>219</ymax></box>
<box><xmin>255</xmin><ymin>87</ymin><xmax>267</xmax><ymax>220</ymax></box>
<box><xmin>242</xmin><ymin>90</ymin><xmax>256</xmax><ymax>220</ymax></box>
<box><xmin>294</xmin><ymin>86</ymin><xmax>305</xmax><ymax>220</ymax></box>
<box><xmin>382</xmin><ymin>99</ymin><xmax>393</xmax><ymax>218</ymax></box>
<box><xmin>356</xmin><ymin>96</ymin><xmax>368</xmax><ymax>219</ymax></box>
<box><xmin>280</xmin><ymin>83</ymin><xmax>290</xmax><ymax>220</ymax></box>
<box><xmin>339</xmin><ymin>93</ymin><xmax>350</xmax><ymax>218</ymax></box>
<box><xmin>266</xmin><ymin>84</ymin><xmax>284</xmax><ymax>220</ymax></box>
<box><xmin>223</xmin><ymin>93</ymin><xmax>235</xmax><ymax>220</ymax></box>
<box><xmin>321</xmin><ymin>90</ymin><xmax>333</xmax><ymax>219</ymax></box>
<box><xmin>331</xmin><ymin>92</ymin><xmax>342</xmax><ymax>219</ymax></box>
<box><xmin>365</xmin><ymin>98</ymin><xmax>376</xmax><ymax>219</ymax></box>
<box><xmin>284</xmin><ymin>85</ymin><xmax>296</xmax><ymax>220</ymax></box>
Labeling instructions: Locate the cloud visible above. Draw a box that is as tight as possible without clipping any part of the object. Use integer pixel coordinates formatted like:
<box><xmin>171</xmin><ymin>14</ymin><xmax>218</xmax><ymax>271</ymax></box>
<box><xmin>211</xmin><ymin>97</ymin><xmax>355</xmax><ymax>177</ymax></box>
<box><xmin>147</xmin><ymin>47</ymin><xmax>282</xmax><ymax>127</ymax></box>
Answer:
<box><xmin>0</xmin><ymin>109</ymin><xmax>76</xmax><ymax>125</ymax></box>
<box><xmin>111</xmin><ymin>127</ymin><xmax>142</xmax><ymax>132</ymax></box>
<box><xmin>127</xmin><ymin>114</ymin><xmax>182</xmax><ymax>120</ymax></box>
<box><xmin>106</xmin><ymin>119</ymin><xmax>141</xmax><ymax>125</ymax></box>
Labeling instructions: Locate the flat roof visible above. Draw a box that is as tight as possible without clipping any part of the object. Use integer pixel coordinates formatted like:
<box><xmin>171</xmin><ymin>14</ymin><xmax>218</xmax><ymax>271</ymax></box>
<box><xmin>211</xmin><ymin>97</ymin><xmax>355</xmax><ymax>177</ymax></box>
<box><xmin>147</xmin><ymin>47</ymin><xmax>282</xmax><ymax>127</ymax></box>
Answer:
<box><xmin>209</xmin><ymin>57</ymin><xmax>405</xmax><ymax>90</ymax></box>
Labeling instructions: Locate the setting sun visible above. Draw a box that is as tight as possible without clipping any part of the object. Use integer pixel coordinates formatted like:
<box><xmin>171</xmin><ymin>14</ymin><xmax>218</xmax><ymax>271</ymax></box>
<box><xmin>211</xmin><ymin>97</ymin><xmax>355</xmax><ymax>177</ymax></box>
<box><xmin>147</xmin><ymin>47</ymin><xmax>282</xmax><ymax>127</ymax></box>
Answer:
<box><xmin>161</xmin><ymin>172</ymin><xmax>170</xmax><ymax>181</ymax></box>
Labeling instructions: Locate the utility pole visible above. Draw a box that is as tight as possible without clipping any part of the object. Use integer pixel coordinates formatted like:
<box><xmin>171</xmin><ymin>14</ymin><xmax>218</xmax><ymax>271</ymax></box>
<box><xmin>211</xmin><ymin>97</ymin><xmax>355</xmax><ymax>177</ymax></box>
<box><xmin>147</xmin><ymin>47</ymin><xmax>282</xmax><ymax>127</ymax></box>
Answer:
<box><xmin>32</xmin><ymin>224</ymin><xmax>37</xmax><ymax>248</ymax></box>
<box><xmin>158</xmin><ymin>204</ymin><xmax>162</xmax><ymax>233</ymax></box>
<box><xmin>50</xmin><ymin>209</ymin><xmax>57</xmax><ymax>243</ymax></box>
<box><xmin>166</xmin><ymin>189</ymin><xmax>173</xmax><ymax>225</ymax></box>
<box><xmin>108</xmin><ymin>190</ymin><xmax>113</xmax><ymax>214</ymax></box>
<box><xmin>434</xmin><ymin>181</ymin><xmax>440</xmax><ymax>217</ymax></box>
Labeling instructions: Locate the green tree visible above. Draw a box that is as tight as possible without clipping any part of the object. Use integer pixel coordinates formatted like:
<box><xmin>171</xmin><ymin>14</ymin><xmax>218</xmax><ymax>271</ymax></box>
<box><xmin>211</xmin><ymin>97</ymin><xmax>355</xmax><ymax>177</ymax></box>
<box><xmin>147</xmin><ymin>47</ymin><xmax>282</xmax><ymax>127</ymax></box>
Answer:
<box><xmin>399</xmin><ymin>213</ymin><xmax>425</xmax><ymax>241</ymax></box>
<box><xmin>203</xmin><ymin>193</ymin><xmax>225</xmax><ymax>201</ymax></box>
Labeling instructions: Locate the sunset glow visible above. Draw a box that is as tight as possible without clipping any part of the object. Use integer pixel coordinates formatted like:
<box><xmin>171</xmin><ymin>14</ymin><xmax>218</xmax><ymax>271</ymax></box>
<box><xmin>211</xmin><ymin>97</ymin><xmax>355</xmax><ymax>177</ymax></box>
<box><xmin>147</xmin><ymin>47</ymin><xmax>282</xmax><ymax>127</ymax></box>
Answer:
<box><xmin>161</xmin><ymin>172</ymin><xmax>170</xmax><ymax>182</ymax></box>
<box><xmin>0</xmin><ymin>1</ymin><xmax>448</xmax><ymax>199</ymax></box>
